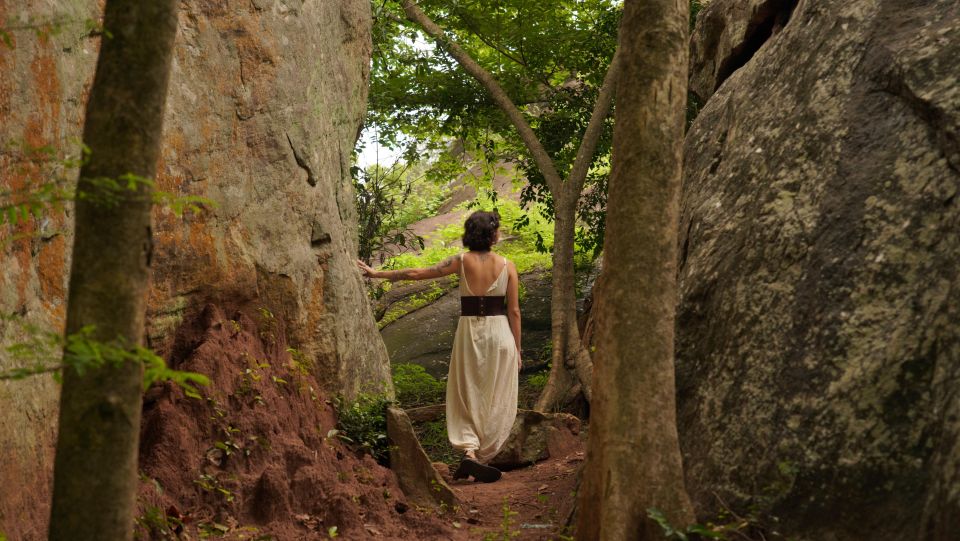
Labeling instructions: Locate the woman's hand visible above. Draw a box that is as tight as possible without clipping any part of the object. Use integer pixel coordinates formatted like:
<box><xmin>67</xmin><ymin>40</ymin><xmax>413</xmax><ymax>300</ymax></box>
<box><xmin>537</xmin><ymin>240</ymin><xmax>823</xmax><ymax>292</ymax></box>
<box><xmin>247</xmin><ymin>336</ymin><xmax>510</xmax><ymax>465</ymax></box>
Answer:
<box><xmin>357</xmin><ymin>259</ymin><xmax>377</xmax><ymax>278</ymax></box>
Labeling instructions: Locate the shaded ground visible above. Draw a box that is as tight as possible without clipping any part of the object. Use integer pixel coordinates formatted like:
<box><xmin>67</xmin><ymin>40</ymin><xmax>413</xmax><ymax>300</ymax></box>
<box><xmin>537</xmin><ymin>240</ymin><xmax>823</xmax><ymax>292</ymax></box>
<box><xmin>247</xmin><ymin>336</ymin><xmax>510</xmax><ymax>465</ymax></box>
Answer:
<box><xmin>132</xmin><ymin>301</ymin><xmax>581</xmax><ymax>541</ymax></box>
<box><xmin>435</xmin><ymin>444</ymin><xmax>585</xmax><ymax>540</ymax></box>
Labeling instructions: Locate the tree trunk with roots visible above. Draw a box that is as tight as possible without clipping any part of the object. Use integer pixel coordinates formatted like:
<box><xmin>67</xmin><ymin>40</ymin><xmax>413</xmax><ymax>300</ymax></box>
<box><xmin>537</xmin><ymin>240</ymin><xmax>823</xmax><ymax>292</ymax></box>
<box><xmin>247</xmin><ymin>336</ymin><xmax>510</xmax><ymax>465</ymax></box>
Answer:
<box><xmin>400</xmin><ymin>0</ymin><xmax>619</xmax><ymax>413</ymax></box>
<box><xmin>535</xmin><ymin>195</ymin><xmax>593</xmax><ymax>412</ymax></box>
<box><xmin>48</xmin><ymin>2</ymin><xmax>179</xmax><ymax>539</ymax></box>
<box><xmin>576</xmin><ymin>0</ymin><xmax>695</xmax><ymax>538</ymax></box>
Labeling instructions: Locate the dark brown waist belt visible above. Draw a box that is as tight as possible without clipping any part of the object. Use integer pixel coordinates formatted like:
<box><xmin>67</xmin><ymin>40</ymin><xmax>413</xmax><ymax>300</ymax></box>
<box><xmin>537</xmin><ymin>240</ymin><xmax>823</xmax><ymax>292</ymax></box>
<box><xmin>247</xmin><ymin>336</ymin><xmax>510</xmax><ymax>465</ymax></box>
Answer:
<box><xmin>461</xmin><ymin>296</ymin><xmax>507</xmax><ymax>317</ymax></box>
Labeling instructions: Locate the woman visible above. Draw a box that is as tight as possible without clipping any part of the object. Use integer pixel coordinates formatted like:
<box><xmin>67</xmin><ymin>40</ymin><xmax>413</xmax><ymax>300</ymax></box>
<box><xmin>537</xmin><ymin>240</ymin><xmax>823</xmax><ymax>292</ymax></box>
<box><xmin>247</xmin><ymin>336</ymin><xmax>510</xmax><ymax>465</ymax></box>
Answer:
<box><xmin>357</xmin><ymin>210</ymin><xmax>521</xmax><ymax>483</ymax></box>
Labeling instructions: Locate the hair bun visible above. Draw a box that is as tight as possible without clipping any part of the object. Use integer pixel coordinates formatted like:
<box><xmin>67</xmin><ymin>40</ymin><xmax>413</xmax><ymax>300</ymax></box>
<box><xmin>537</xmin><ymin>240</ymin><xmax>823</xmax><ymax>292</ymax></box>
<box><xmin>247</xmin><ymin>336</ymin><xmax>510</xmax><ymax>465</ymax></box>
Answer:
<box><xmin>462</xmin><ymin>210</ymin><xmax>501</xmax><ymax>251</ymax></box>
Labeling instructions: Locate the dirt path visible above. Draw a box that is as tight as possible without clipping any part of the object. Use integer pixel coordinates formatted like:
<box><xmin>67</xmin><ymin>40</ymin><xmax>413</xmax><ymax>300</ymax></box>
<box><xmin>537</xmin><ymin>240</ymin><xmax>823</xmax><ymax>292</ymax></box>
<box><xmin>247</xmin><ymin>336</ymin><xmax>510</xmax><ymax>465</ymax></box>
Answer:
<box><xmin>437</xmin><ymin>445</ymin><xmax>584</xmax><ymax>540</ymax></box>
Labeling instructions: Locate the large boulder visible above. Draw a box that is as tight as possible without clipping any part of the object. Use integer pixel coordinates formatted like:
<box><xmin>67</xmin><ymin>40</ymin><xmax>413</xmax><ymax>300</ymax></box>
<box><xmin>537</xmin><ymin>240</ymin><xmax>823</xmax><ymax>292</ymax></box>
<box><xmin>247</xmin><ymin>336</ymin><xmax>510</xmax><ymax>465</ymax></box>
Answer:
<box><xmin>0</xmin><ymin>0</ymin><xmax>386</xmax><ymax>537</ymax></box>
<box><xmin>677</xmin><ymin>0</ymin><xmax>959</xmax><ymax>539</ymax></box>
<box><xmin>688</xmin><ymin>0</ymin><xmax>797</xmax><ymax>102</ymax></box>
<box><xmin>488</xmin><ymin>410</ymin><xmax>581</xmax><ymax>469</ymax></box>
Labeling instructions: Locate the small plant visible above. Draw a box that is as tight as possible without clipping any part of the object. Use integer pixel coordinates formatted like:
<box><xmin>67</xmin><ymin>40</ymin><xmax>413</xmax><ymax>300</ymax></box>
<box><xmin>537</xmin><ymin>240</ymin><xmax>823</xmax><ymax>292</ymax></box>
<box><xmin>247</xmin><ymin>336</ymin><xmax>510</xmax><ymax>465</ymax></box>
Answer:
<box><xmin>327</xmin><ymin>525</ymin><xmax>339</xmax><ymax>538</ymax></box>
<box><xmin>194</xmin><ymin>473</ymin><xmax>235</xmax><ymax>503</ymax></box>
<box><xmin>333</xmin><ymin>393</ymin><xmax>393</xmax><ymax>464</ymax></box>
<box><xmin>392</xmin><ymin>363</ymin><xmax>444</xmax><ymax>407</ymax></box>
<box><xmin>197</xmin><ymin>521</ymin><xmax>230</xmax><ymax>538</ymax></box>
<box><xmin>647</xmin><ymin>507</ymin><xmax>770</xmax><ymax>541</ymax></box>
<box><xmin>286</xmin><ymin>347</ymin><xmax>314</xmax><ymax>376</ymax></box>
<box><xmin>256</xmin><ymin>307</ymin><xmax>277</xmax><ymax>345</ymax></box>
<box><xmin>484</xmin><ymin>498</ymin><xmax>519</xmax><ymax>540</ymax></box>
<box><xmin>526</xmin><ymin>370</ymin><xmax>549</xmax><ymax>392</ymax></box>
<box><xmin>134</xmin><ymin>505</ymin><xmax>182</xmax><ymax>540</ymax></box>
<box><xmin>236</xmin><ymin>357</ymin><xmax>270</xmax><ymax>404</ymax></box>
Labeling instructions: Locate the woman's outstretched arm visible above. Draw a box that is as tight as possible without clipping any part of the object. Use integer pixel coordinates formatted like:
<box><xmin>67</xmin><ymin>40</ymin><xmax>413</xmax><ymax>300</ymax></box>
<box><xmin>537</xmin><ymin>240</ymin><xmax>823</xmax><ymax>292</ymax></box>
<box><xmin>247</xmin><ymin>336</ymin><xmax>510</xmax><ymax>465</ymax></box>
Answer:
<box><xmin>357</xmin><ymin>255</ymin><xmax>460</xmax><ymax>282</ymax></box>
<box><xmin>505</xmin><ymin>260</ymin><xmax>522</xmax><ymax>370</ymax></box>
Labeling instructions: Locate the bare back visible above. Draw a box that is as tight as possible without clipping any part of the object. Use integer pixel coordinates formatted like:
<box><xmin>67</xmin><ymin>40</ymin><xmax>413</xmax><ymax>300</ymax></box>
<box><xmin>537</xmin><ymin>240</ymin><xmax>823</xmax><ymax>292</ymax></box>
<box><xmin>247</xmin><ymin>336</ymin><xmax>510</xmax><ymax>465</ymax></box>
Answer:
<box><xmin>460</xmin><ymin>251</ymin><xmax>507</xmax><ymax>295</ymax></box>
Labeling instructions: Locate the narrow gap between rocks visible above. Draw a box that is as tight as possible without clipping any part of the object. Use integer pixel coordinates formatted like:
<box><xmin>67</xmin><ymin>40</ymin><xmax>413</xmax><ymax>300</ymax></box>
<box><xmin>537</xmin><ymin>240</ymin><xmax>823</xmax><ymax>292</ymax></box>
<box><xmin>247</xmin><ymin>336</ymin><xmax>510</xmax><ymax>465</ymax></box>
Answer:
<box><xmin>714</xmin><ymin>0</ymin><xmax>798</xmax><ymax>91</ymax></box>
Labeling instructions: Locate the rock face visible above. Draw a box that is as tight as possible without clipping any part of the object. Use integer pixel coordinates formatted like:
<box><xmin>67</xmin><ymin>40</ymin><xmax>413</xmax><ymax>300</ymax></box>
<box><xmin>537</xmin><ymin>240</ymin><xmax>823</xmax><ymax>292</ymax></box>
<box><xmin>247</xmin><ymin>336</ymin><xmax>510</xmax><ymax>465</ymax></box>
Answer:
<box><xmin>0</xmin><ymin>0</ymin><xmax>387</xmax><ymax>538</ymax></box>
<box><xmin>678</xmin><ymin>1</ymin><xmax>959</xmax><ymax>539</ymax></box>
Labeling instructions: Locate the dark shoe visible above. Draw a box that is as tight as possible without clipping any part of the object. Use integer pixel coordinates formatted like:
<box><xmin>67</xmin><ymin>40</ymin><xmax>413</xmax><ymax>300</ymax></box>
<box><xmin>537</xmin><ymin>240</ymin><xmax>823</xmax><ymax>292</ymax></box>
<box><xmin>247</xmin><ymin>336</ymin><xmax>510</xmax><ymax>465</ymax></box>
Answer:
<box><xmin>453</xmin><ymin>458</ymin><xmax>501</xmax><ymax>483</ymax></box>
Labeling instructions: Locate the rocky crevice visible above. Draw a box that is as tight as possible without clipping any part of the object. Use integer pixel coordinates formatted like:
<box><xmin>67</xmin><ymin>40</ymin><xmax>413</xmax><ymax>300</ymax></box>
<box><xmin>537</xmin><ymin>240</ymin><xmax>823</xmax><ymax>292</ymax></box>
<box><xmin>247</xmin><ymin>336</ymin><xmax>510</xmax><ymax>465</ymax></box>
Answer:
<box><xmin>690</xmin><ymin>0</ymin><xmax>799</xmax><ymax>102</ymax></box>
<box><xmin>713</xmin><ymin>0</ymin><xmax>797</xmax><ymax>92</ymax></box>
<box><xmin>286</xmin><ymin>133</ymin><xmax>318</xmax><ymax>187</ymax></box>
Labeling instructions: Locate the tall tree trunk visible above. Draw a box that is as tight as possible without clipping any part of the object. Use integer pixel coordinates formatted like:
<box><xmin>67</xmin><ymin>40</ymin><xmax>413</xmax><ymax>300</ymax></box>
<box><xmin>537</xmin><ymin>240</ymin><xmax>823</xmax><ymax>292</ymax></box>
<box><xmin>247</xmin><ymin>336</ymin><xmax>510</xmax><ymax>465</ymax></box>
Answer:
<box><xmin>576</xmin><ymin>0</ymin><xmax>693</xmax><ymax>538</ymax></box>
<box><xmin>48</xmin><ymin>2</ymin><xmax>178</xmax><ymax>540</ymax></box>
<box><xmin>536</xmin><ymin>194</ymin><xmax>592</xmax><ymax>412</ymax></box>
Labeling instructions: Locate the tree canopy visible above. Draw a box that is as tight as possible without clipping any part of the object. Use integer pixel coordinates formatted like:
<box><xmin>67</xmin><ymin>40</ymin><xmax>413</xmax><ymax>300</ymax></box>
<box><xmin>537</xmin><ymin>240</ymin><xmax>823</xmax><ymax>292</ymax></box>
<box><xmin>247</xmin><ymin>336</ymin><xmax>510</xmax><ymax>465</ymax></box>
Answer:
<box><xmin>368</xmin><ymin>0</ymin><xmax>621</xmax><ymax>255</ymax></box>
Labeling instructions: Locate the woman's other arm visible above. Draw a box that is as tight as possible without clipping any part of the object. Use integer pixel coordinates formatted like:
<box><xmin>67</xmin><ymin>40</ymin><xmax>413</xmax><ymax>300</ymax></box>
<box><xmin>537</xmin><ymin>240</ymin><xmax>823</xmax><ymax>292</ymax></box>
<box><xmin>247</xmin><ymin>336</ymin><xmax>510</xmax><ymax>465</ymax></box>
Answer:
<box><xmin>506</xmin><ymin>260</ymin><xmax>522</xmax><ymax>370</ymax></box>
<box><xmin>356</xmin><ymin>255</ymin><xmax>460</xmax><ymax>282</ymax></box>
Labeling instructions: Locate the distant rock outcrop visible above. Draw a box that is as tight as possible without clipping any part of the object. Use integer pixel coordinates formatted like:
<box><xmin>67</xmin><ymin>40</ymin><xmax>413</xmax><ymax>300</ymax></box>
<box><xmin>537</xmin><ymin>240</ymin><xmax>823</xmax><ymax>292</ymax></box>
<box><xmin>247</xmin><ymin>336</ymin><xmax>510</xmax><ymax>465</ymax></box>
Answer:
<box><xmin>380</xmin><ymin>271</ymin><xmax>553</xmax><ymax>377</ymax></box>
<box><xmin>677</xmin><ymin>0</ymin><xmax>959</xmax><ymax>539</ymax></box>
<box><xmin>0</xmin><ymin>0</ymin><xmax>389</xmax><ymax>537</ymax></box>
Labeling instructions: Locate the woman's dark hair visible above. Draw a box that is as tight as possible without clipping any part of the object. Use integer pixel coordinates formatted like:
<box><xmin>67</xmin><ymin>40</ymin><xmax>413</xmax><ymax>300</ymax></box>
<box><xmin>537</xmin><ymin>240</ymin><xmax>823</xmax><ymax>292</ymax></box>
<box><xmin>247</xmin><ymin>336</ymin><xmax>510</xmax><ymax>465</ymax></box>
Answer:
<box><xmin>462</xmin><ymin>210</ymin><xmax>500</xmax><ymax>251</ymax></box>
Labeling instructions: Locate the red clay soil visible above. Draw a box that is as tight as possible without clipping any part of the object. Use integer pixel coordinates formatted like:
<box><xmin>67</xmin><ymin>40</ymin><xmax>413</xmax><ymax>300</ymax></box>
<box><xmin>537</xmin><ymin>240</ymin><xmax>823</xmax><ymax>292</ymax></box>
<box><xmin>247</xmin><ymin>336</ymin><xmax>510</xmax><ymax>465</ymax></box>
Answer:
<box><xmin>438</xmin><ymin>449</ymin><xmax>584</xmax><ymax>540</ymax></box>
<box><xmin>135</xmin><ymin>302</ymin><xmax>582</xmax><ymax>540</ymax></box>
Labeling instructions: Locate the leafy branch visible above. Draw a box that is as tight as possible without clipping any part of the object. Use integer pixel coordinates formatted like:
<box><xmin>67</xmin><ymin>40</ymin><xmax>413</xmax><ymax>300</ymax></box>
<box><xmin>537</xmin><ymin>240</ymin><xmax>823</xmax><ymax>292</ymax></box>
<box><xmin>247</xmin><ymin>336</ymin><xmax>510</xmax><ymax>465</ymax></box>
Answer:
<box><xmin>0</xmin><ymin>315</ymin><xmax>209</xmax><ymax>396</ymax></box>
<box><xmin>2</xmin><ymin>141</ymin><xmax>213</xmax><ymax>248</ymax></box>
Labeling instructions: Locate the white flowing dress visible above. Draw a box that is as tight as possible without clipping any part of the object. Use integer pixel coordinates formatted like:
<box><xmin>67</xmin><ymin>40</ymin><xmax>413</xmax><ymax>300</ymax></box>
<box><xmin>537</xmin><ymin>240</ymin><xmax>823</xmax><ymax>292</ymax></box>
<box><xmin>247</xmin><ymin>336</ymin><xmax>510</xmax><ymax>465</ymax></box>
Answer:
<box><xmin>446</xmin><ymin>254</ymin><xmax>519</xmax><ymax>463</ymax></box>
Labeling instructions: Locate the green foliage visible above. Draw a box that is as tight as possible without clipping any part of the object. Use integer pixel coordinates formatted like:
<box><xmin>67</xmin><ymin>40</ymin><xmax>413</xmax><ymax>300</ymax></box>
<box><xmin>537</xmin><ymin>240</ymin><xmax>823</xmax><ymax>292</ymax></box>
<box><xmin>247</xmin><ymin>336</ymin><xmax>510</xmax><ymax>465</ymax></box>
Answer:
<box><xmin>370</xmin><ymin>0</ymin><xmax>620</xmax><ymax>146</ymax></box>
<box><xmin>380</xmin><ymin>194</ymin><xmax>592</xmax><ymax>276</ymax></box>
<box><xmin>416</xmin><ymin>418</ymin><xmax>460</xmax><ymax>466</ymax></box>
<box><xmin>134</xmin><ymin>504</ymin><xmax>182</xmax><ymax>541</ymax></box>
<box><xmin>0</xmin><ymin>316</ymin><xmax>209</xmax><ymax>396</ymax></box>
<box><xmin>392</xmin><ymin>363</ymin><xmax>445</xmax><ymax>407</ymax></box>
<box><xmin>193</xmin><ymin>473</ymin><xmax>237</xmax><ymax>503</ymax></box>
<box><xmin>332</xmin><ymin>393</ymin><xmax>394</xmax><ymax>464</ymax></box>
<box><xmin>194</xmin><ymin>473</ymin><xmax>236</xmax><ymax>503</ymax></box>
<box><xmin>525</xmin><ymin>370</ymin><xmax>549</xmax><ymax>392</ymax></box>
<box><xmin>355</xmin><ymin>162</ymin><xmax>427</xmax><ymax>264</ymax></box>
<box><xmin>370</xmin><ymin>0</ymin><xmax>620</xmax><ymax>256</ymax></box>
<box><xmin>690</xmin><ymin>0</ymin><xmax>708</xmax><ymax>31</ymax></box>
<box><xmin>1</xmin><ymin>141</ymin><xmax>212</xmax><ymax>250</ymax></box>
<box><xmin>647</xmin><ymin>504</ymin><xmax>782</xmax><ymax>541</ymax></box>
<box><xmin>286</xmin><ymin>347</ymin><xmax>315</xmax><ymax>377</ymax></box>
<box><xmin>368</xmin><ymin>0</ymin><xmax>711</xmax><ymax>257</ymax></box>
<box><xmin>686</xmin><ymin>0</ymin><xmax>709</xmax><ymax>129</ymax></box>
<box><xmin>197</xmin><ymin>521</ymin><xmax>231</xmax><ymax>538</ymax></box>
